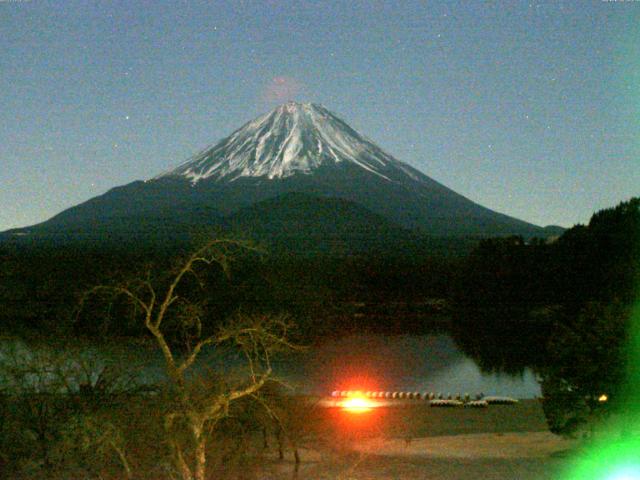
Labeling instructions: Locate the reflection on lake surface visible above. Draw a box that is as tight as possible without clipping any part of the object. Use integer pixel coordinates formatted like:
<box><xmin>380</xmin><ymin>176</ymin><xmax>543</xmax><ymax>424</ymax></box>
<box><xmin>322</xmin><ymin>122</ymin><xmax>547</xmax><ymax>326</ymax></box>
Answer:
<box><xmin>276</xmin><ymin>334</ymin><xmax>541</xmax><ymax>398</ymax></box>
<box><xmin>1</xmin><ymin>334</ymin><xmax>541</xmax><ymax>398</ymax></box>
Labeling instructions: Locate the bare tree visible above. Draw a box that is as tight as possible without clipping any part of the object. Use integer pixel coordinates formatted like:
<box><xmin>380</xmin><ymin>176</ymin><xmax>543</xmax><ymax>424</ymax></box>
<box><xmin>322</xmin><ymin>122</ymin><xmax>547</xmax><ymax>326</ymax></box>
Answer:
<box><xmin>0</xmin><ymin>339</ymin><xmax>145</xmax><ymax>479</ymax></box>
<box><xmin>0</xmin><ymin>342</ymin><xmax>69</xmax><ymax>476</ymax></box>
<box><xmin>81</xmin><ymin>239</ymin><xmax>299</xmax><ymax>480</ymax></box>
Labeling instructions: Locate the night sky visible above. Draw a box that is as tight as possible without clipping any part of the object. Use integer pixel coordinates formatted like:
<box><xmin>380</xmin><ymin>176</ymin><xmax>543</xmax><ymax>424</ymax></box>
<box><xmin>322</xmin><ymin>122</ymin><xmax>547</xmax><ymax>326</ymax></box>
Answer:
<box><xmin>1</xmin><ymin>0</ymin><xmax>638</xmax><ymax>231</ymax></box>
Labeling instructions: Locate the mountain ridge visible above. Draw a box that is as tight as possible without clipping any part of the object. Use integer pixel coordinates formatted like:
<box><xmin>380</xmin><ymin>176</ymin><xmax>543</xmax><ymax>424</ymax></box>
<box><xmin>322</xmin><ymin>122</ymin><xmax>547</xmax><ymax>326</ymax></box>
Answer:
<box><xmin>2</xmin><ymin>102</ymin><xmax>556</xmax><ymax>246</ymax></box>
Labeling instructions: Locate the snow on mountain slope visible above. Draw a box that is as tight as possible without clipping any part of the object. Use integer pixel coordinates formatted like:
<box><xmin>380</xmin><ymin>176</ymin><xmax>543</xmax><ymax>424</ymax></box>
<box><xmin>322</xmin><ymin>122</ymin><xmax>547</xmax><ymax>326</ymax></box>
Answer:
<box><xmin>158</xmin><ymin>102</ymin><xmax>421</xmax><ymax>184</ymax></box>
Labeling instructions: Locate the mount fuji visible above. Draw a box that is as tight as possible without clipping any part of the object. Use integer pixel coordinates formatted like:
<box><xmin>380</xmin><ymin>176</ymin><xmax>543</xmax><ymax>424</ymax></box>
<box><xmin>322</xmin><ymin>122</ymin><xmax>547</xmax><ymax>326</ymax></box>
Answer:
<box><xmin>159</xmin><ymin>102</ymin><xmax>426</xmax><ymax>184</ymax></box>
<box><xmin>4</xmin><ymin>102</ymin><xmax>555</xmax><ymax>249</ymax></box>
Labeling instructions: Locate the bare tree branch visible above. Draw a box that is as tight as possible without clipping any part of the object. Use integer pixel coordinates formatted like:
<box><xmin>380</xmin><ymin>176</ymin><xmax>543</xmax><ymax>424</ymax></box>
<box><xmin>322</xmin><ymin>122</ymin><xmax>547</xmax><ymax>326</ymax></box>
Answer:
<box><xmin>77</xmin><ymin>238</ymin><xmax>297</xmax><ymax>480</ymax></box>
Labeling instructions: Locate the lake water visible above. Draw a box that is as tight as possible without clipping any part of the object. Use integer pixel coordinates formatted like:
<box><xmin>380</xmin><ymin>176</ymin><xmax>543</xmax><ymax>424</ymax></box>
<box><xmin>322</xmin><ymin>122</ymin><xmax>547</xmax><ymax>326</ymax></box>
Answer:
<box><xmin>277</xmin><ymin>334</ymin><xmax>540</xmax><ymax>398</ymax></box>
<box><xmin>1</xmin><ymin>333</ymin><xmax>541</xmax><ymax>398</ymax></box>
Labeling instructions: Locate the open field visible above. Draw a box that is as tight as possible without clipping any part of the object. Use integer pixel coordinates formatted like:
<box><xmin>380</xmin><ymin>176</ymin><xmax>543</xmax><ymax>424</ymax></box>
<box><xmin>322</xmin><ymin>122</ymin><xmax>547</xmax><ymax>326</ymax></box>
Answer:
<box><xmin>319</xmin><ymin>398</ymin><xmax>552</xmax><ymax>438</ymax></box>
<box><xmin>250</xmin><ymin>399</ymin><xmax>577</xmax><ymax>480</ymax></box>
<box><xmin>0</xmin><ymin>391</ymin><xmax>577</xmax><ymax>479</ymax></box>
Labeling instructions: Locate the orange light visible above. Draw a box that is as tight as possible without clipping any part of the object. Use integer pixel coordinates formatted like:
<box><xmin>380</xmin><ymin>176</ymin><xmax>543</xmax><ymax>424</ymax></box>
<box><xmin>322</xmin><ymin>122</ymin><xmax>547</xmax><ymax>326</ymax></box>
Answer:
<box><xmin>340</xmin><ymin>396</ymin><xmax>375</xmax><ymax>413</ymax></box>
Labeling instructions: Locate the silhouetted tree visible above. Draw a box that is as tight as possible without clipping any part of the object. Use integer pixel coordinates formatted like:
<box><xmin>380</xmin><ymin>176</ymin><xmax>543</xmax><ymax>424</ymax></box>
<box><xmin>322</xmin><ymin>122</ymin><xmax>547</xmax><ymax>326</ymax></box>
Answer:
<box><xmin>540</xmin><ymin>301</ymin><xmax>630</xmax><ymax>437</ymax></box>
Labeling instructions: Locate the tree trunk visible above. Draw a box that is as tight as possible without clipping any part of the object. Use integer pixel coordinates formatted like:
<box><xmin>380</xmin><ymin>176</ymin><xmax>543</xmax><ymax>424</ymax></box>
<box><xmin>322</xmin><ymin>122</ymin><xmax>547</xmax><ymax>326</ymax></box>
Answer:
<box><xmin>36</xmin><ymin>403</ymin><xmax>52</xmax><ymax>475</ymax></box>
<box><xmin>277</xmin><ymin>428</ymin><xmax>284</xmax><ymax>460</ymax></box>
<box><xmin>172</xmin><ymin>440</ymin><xmax>193</xmax><ymax>480</ymax></box>
<box><xmin>111</xmin><ymin>442</ymin><xmax>133</xmax><ymax>480</ymax></box>
<box><xmin>194</xmin><ymin>437</ymin><xmax>207</xmax><ymax>480</ymax></box>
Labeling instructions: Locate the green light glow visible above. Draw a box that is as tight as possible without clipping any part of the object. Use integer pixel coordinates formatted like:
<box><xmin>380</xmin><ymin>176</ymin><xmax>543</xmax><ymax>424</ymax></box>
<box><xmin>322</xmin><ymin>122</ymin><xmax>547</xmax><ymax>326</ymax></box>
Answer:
<box><xmin>560</xmin><ymin>433</ymin><xmax>640</xmax><ymax>479</ymax></box>
<box><xmin>559</xmin><ymin>299</ymin><xmax>640</xmax><ymax>480</ymax></box>
<box><xmin>559</xmin><ymin>196</ymin><xmax>640</xmax><ymax>479</ymax></box>
<box><xmin>624</xmin><ymin>300</ymin><xmax>640</xmax><ymax>412</ymax></box>
<box><xmin>605</xmin><ymin>466</ymin><xmax>640</xmax><ymax>480</ymax></box>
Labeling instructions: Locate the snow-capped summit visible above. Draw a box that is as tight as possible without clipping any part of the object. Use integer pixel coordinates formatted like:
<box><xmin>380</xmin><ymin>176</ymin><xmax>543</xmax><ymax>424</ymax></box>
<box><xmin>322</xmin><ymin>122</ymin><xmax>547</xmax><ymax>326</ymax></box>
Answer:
<box><xmin>159</xmin><ymin>102</ymin><xmax>419</xmax><ymax>183</ymax></box>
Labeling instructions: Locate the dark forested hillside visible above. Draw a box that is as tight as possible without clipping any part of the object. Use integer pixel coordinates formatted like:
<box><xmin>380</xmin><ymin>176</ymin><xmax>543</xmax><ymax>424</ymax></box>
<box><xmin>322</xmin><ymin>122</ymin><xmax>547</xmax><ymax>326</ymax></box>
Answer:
<box><xmin>0</xmin><ymin>235</ymin><xmax>463</xmax><ymax>340</ymax></box>
<box><xmin>451</xmin><ymin>197</ymin><xmax>640</xmax><ymax>375</ymax></box>
<box><xmin>2</xmin><ymin>197</ymin><xmax>637</xmax><ymax>348</ymax></box>
<box><xmin>454</xmin><ymin>197</ymin><xmax>639</xmax><ymax>312</ymax></box>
